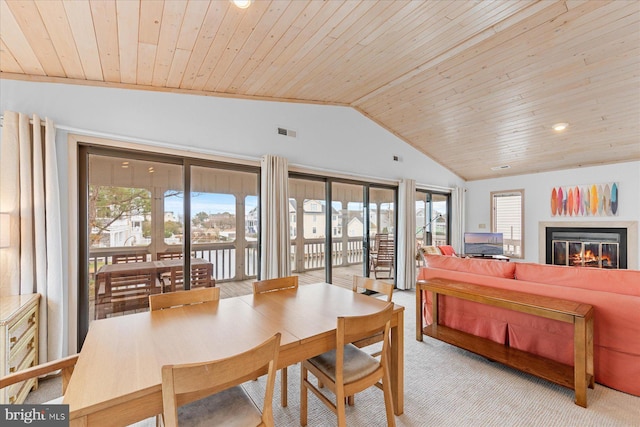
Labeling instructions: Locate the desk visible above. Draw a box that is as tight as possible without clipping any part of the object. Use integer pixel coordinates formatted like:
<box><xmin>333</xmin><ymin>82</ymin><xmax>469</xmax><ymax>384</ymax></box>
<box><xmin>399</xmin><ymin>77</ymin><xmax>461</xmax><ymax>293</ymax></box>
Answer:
<box><xmin>65</xmin><ymin>283</ymin><xmax>404</xmax><ymax>426</ymax></box>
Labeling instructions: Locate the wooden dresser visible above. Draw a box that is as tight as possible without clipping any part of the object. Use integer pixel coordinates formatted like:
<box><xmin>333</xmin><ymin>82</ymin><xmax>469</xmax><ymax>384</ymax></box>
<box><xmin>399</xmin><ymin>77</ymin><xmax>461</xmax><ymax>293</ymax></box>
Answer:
<box><xmin>0</xmin><ymin>293</ymin><xmax>40</xmax><ymax>404</ymax></box>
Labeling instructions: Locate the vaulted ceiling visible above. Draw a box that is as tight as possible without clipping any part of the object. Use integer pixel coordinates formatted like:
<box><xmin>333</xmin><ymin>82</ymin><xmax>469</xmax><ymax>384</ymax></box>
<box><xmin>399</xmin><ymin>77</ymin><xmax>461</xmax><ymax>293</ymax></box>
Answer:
<box><xmin>1</xmin><ymin>0</ymin><xmax>639</xmax><ymax>180</ymax></box>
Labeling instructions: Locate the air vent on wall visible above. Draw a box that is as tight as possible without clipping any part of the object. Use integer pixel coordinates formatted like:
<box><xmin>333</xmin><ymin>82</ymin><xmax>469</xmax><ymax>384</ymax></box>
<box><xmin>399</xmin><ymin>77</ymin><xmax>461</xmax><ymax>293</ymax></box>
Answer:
<box><xmin>277</xmin><ymin>127</ymin><xmax>297</xmax><ymax>138</ymax></box>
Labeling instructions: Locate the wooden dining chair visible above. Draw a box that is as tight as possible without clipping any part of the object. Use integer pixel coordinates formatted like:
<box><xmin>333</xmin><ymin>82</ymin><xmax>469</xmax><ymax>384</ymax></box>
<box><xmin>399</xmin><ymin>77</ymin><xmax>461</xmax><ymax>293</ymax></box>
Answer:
<box><xmin>0</xmin><ymin>355</ymin><xmax>79</xmax><ymax>404</ymax></box>
<box><xmin>252</xmin><ymin>275</ymin><xmax>298</xmax><ymax>407</ymax></box>
<box><xmin>300</xmin><ymin>303</ymin><xmax>395</xmax><ymax>427</ymax></box>
<box><xmin>351</xmin><ymin>276</ymin><xmax>393</xmax><ymax>353</ymax></box>
<box><xmin>161</xmin><ymin>333</ymin><xmax>281</xmax><ymax>427</ymax></box>
<box><xmin>352</xmin><ymin>276</ymin><xmax>393</xmax><ymax>302</ymax></box>
<box><xmin>252</xmin><ymin>275</ymin><xmax>298</xmax><ymax>294</ymax></box>
<box><xmin>347</xmin><ymin>276</ymin><xmax>394</xmax><ymax>405</ymax></box>
<box><xmin>149</xmin><ymin>287</ymin><xmax>220</xmax><ymax>311</ymax></box>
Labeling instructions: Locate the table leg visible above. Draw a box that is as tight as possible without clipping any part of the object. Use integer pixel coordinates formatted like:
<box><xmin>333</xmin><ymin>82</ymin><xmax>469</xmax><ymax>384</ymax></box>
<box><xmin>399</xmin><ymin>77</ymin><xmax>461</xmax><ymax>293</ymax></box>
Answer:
<box><xmin>432</xmin><ymin>291</ymin><xmax>439</xmax><ymax>327</ymax></box>
<box><xmin>574</xmin><ymin>316</ymin><xmax>588</xmax><ymax>408</ymax></box>
<box><xmin>416</xmin><ymin>285</ymin><xmax>423</xmax><ymax>341</ymax></box>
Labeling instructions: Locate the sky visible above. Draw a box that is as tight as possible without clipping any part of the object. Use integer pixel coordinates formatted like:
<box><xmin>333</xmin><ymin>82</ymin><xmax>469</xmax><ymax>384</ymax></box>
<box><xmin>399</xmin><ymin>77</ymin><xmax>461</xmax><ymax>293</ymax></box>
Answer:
<box><xmin>164</xmin><ymin>192</ymin><xmax>257</xmax><ymax>217</ymax></box>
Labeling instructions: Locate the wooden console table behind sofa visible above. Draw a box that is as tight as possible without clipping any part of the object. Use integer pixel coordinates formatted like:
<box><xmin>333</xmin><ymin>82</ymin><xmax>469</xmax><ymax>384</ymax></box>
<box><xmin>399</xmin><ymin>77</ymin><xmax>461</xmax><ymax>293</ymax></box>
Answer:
<box><xmin>416</xmin><ymin>278</ymin><xmax>594</xmax><ymax>407</ymax></box>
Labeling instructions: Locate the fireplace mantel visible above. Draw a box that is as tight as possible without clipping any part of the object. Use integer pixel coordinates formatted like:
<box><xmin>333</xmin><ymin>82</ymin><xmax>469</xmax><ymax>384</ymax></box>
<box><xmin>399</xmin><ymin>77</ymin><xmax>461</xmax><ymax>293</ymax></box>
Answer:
<box><xmin>539</xmin><ymin>221</ymin><xmax>638</xmax><ymax>270</ymax></box>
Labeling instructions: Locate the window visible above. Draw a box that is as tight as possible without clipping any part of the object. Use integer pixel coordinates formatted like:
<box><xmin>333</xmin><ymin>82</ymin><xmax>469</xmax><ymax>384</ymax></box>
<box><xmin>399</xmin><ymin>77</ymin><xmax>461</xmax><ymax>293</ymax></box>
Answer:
<box><xmin>491</xmin><ymin>190</ymin><xmax>524</xmax><ymax>258</ymax></box>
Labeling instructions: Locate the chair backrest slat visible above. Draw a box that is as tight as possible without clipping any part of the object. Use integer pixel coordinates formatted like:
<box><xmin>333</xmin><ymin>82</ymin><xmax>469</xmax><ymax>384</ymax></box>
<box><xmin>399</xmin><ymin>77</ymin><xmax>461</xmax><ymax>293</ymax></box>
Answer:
<box><xmin>253</xmin><ymin>276</ymin><xmax>298</xmax><ymax>294</ymax></box>
<box><xmin>149</xmin><ymin>287</ymin><xmax>220</xmax><ymax>311</ymax></box>
<box><xmin>162</xmin><ymin>333</ymin><xmax>281</xmax><ymax>427</ymax></box>
<box><xmin>352</xmin><ymin>276</ymin><xmax>393</xmax><ymax>302</ymax></box>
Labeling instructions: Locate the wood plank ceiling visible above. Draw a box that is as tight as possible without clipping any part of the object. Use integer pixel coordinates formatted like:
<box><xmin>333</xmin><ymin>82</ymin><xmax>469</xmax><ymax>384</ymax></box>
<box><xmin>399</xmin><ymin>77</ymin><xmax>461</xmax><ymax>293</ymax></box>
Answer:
<box><xmin>1</xmin><ymin>0</ymin><xmax>638</xmax><ymax>181</ymax></box>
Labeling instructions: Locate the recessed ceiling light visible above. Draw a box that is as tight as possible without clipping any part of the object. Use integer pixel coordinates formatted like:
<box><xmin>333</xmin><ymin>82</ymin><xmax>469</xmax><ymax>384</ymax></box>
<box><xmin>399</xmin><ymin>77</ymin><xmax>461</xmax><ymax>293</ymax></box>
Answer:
<box><xmin>490</xmin><ymin>165</ymin><xmax>511</xmax><ymax>171</ymax></box>
<box><xmin>232</xmin><ymin>0</ymin><xmax>252</xmax><ymax>9</ymax></box>
<box><xmin>552</xmin><ymin>122</ymin><xmax>569</xmax><ymax>132</ymax></box>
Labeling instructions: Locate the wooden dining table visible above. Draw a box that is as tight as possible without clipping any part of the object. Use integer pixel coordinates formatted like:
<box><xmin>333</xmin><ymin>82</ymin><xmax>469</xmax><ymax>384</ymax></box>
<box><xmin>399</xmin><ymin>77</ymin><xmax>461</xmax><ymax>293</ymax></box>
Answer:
<box><xmin>94</xmin><ymin>258</ymin><xmax>213</xmax><ymax>298</ymax></box>
<box><xmin>65</xmin><ymin>282</ymin><xmax>404</xmax><ymax>426</ymax></box>
<box><xmin>95</xmin><ymin>258</ymin><xmax>211</xmax><ymax>285</ymax></box>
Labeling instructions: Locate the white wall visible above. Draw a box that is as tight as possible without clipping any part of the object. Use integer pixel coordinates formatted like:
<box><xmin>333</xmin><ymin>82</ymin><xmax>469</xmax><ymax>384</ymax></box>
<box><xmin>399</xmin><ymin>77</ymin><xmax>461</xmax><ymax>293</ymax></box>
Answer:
<box><xmin>1</xmin><ymin>79</ymin><xmax>463</xmax><ymax>186</ymax></box>
<box><xmin>466</xmin><ymin>162</ymin><xmax>640</xmax><ymax>266</ymax></box>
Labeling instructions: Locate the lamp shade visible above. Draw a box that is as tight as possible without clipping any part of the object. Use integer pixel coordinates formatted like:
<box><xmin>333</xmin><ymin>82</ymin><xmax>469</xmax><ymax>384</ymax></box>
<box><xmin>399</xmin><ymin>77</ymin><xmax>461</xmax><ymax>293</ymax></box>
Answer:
<box><xmin>0</xmin><ymin>213</ymin><xmax>10</xmax><ymax>248</ymax></box>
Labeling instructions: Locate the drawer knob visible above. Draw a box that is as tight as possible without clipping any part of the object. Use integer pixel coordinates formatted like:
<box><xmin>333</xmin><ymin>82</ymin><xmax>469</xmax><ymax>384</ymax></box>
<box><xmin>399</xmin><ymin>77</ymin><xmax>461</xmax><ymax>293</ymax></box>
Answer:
<box><xmin>9</xmin><ymin>366</ymin><xmax>16</xmax><ymax>373</ymax></box>
<box><xmin>9</xmin><ymin>395</ymin><xmax>16</xmax><ymax>404</ymax></box>
<box><xmin>10</xmin><ymin>336</ymin><xmax>17</xmax><ymax>344</ymax></box>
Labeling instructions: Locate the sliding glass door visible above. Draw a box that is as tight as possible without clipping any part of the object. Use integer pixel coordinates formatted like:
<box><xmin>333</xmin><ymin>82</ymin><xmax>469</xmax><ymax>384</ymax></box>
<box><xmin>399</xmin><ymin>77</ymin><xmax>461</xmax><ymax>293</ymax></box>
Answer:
<box><xmin>289</xmin><ymin>174</ymin><xmax>397</xmax><ymax>286</ymax></box>
<box><xmin>79</xmin><ymin>146</ymin><xmax>259</xmax><ymax>345</ymax></box>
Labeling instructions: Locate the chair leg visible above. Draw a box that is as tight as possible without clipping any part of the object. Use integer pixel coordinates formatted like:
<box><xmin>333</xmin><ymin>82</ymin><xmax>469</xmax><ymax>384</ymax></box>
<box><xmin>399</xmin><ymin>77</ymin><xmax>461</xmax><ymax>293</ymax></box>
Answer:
<box><xmin>381</xmin><ymin>364</ymin><xmax>396</xmax><ymax>427</ymax></box>
<box><xmin>347</xmin><ymin>395</ymin><xmax>354</xmax><ymax>406</ymax></box>
<box><xmin>300</xmin><ymin>365</ymin><xmax>308</xmax><ymax>426</ymax></box>
<box><xmin>337</xmin><ymin>390</ymin><xmax>347</xmax><ymax>427</ymax></box>
<box><xmin>281</xmin><ymin>367</ymin><xmax>288</xmax><ymax>407</ymax></box>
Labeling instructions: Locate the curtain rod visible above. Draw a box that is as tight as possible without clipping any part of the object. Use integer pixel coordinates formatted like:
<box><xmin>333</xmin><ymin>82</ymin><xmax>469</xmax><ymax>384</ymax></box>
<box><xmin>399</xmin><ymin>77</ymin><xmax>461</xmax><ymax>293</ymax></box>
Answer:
<box><xmin>0</xmin><ymin>115</ymin><xmax>46</xmax><ymax>127</ymax></box>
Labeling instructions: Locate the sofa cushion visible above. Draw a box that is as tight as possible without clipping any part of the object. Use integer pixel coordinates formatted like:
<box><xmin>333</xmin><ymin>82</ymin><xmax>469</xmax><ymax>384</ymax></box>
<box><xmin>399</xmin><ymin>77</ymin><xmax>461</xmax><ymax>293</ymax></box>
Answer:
<box><xmin>514</xmin><ymin>262</ymin><xmax>640</xmax><ymax>297</ymax></box>
<box><xmin>437</xmin><ymin>245</ymin><xmax>457</xmax><ymax>256</ymax></box>
<box><xmin>424</xmin><ymin>254</ymin><xmax>516</xmax><ymax>279</ymax></box>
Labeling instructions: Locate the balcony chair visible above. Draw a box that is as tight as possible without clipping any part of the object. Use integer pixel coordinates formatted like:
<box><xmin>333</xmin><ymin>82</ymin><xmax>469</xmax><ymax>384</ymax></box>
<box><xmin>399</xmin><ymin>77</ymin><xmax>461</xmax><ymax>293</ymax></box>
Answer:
<box><xmin>95</xmin><ymin>269</ymin><xmax>161</xmax><ymax>319</ymax></box>
<box><xmin>300</xmin><ymin>303</ymin><xmax>396</xmax><ymax>427</ymax></box>
<box><xmin>112</xmin><ymin>253</ymin><xmax>147</xmax><ymax>263</ymax></box>
<box><xmin>162</xmin><ymin>263</ymin><xmax>215</xmax><ymax>293</ymax></box>
<box><xmin>0</xmin><ymin>355</ymin><xmax>79</xmax><ymax>404</ymax></box>
<box><xmin>161</xmin><ymin>333</ymin><xmax>281</xmax><ymax>427</ymax></box>
<box><xmin>157</xmin><ymin>251</ymin><xmax>183</xmax><ymax>260</ymax></box>
<box><xmin>371</xmin><ymin>235</ymin><xmax>394</xmax><ymax>279</ymax></box>
<box><xmin>252</xmin><ymin>276</ymin><xmax>298</xmax><ymax>407</ymax></box>
<box><xmin>149</xmin><ymin>287</ymin><xmax>220</xmax><ymax>311</ymax></box>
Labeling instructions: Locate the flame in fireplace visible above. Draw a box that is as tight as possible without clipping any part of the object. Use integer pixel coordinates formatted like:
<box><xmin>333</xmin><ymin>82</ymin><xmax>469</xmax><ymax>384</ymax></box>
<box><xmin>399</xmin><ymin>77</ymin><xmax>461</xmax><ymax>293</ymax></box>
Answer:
<box><xmin>570</xmin><ymin>249</ymin><xmax>612</xmax><ymax>267</ymax></box>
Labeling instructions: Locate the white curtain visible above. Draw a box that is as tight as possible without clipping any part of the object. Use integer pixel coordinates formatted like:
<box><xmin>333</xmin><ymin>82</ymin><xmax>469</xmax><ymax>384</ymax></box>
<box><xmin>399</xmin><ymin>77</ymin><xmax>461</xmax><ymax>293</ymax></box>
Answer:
<box><xmin>260</xmin><ymin>155</ymin><xmax>291</xmax><ymax>279</ymax></box>
<box><xmin>396</xmin><ymin>179</ymin><xmax>416</xmax><ymax>290</ymax></box>
<box><xmin>451</xmin><ymin>185</ymin><xmax>466</xmax><ymax>254</ymax></box>
<box><xmin>0</xmin><ymin>111</ymin><xmax>63</xmax><ymax>363</ymax></box>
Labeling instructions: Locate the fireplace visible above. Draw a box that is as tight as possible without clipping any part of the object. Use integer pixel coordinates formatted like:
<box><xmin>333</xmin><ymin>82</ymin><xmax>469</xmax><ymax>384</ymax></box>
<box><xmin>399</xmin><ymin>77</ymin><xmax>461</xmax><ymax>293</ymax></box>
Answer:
<box><xmin>545</xmin><ymin>227</ymin><xmax>627</xmax><ymax>269</ymax></box>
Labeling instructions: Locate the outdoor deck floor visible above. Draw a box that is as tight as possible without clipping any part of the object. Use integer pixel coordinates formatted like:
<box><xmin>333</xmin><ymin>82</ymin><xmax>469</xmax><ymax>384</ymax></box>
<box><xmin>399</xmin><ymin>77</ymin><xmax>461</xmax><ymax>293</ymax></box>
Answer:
<box><xmin>218</xmin><ymin>264</ymin><xmax>395</xmax><ymax>298</ymax></box>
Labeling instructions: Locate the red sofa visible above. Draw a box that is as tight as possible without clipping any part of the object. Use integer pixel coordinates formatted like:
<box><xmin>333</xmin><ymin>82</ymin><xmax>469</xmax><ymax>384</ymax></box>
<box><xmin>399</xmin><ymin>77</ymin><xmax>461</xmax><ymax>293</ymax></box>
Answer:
<box><xmin>418</xmin><ymin>254</ymin><xmax>640</xmax><ymax>396</ymax></box>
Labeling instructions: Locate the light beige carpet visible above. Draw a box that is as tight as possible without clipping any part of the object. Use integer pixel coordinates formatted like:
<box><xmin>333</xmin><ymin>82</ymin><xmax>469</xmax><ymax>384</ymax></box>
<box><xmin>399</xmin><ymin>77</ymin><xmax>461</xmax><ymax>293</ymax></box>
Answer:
<box><xmin>27</xmin><ymin>290</ymin><xmax>640</xmax><ymax>426</ymax></box>
<box><xmin>243</xmin><ymin>289</ymin><xmax>640</xmax><ymax>427</ymax></box>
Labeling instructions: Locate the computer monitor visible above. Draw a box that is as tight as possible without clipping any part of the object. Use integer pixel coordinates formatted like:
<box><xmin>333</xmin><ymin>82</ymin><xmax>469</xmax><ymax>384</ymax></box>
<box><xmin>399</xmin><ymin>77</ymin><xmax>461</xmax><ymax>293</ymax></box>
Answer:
<box><xmin>463</xmin><ymin>232</ymin><xmax>504</xmax><ymax>256</ymax></box>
